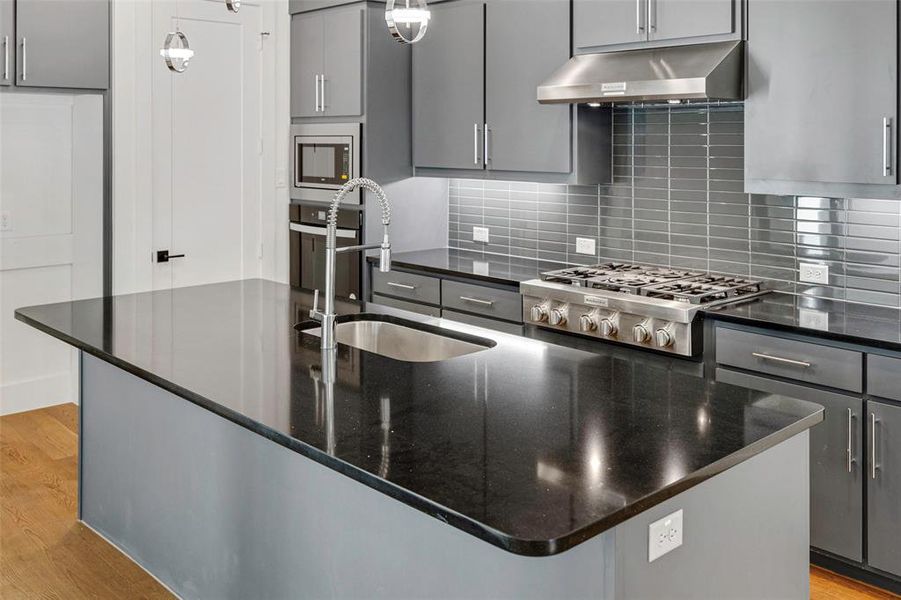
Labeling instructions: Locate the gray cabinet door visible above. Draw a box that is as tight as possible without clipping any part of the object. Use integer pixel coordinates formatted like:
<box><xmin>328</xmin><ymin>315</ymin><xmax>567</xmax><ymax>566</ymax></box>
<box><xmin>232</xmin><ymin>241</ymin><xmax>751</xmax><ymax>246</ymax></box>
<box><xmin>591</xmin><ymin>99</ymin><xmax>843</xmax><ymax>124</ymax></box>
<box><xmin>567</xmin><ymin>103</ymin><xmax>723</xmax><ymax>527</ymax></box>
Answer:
<box><xmin>715</xmin><ymin>368</ymin><xmax>864</xmax><ymax>562</ymax></box>
<box><xmin>485</xmin><ymin>0</ymin><xmax>570</xmax><ymax>173</ymax></box>
<box><xmin>322</xmin><ymin>5</ymin><xmax>362</xmax><ymax>117</ymax></box>
<box><xmin>573</xmin><ymin>0</ymin><xmax>645</xmax><ymax>51</ymax></box>
<box><xmin>413</xmin><ymin>1</ymin><xmax>484</xmax><ymax>169</ymax></box>
<box><xmin>649</xmin><ymin>0</ymin><xmax>734</xmax><ymax>42</ymax></box>
<box><xmin>291</xmin><ymin>12</ymin><xmax>324</xmax><ymax>118</ymax></box>
<box><xmin>746</xmin><ymin>0</ymin><xmax>897</xmax><ymax>186</ymax></box>
<box><xmin>15</xmin><ymin>0</ymin><xmax>109</xmax><ymax>89</ymax></box>
<box><xmin>868</xmin><ymin>400</ymin><xmax>901</xmax><ymax>578</ymax></box>
<box><xmin>0</xmin><ymin>0</ymin><xmax>13</xmax><ymax>87</ymax></box>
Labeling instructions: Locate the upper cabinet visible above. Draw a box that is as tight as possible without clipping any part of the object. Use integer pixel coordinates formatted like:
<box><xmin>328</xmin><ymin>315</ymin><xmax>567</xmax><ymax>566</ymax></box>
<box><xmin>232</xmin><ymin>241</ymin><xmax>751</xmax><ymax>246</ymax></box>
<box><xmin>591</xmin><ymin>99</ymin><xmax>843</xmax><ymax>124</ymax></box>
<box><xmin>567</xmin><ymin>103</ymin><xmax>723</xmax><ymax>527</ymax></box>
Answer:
<box><xmin>290</xmin><ymin>5</ymin><xmax>363</xmax><ymax>117</ymax></box>
<box><xmin>574</xmin><ymin>0</ymin><xmax>738</xmax><ymax>53</ymax></box>
<box><xmin>745</xmin><ymin>0</ymin><xmax>898</xmax><ymax>197</ymax></box>
<box><xmin>412</xmin><ymin>0</ymin><xmax>605</xmax><ymax>180</ymax></box>
<box><xmin>0</xmin><ymin>0</ymin><xmax>109</xmax><ymax>90</ymax></box>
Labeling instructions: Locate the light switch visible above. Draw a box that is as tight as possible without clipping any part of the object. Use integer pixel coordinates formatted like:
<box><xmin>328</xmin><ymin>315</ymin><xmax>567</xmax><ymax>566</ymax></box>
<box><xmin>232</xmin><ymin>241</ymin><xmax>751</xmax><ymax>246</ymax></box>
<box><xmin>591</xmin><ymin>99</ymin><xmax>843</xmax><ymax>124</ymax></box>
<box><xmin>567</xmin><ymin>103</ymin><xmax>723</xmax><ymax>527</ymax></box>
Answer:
<box><xmin>473</xmin><ymin>227</ymin><xmax>490</xmax><ymax>243</ymax></box>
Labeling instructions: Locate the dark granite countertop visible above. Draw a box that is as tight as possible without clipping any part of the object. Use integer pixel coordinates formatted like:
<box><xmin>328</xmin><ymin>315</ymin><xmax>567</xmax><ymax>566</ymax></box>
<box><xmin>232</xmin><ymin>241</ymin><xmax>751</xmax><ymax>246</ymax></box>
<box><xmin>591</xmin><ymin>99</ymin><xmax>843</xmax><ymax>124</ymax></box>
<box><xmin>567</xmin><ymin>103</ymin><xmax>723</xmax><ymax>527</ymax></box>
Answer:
<box><xmin>368</xmin><ymin>247</ymin><xmax>568</xmax><ymax>287</ymax></box>
<box><xmin>16</xmin><ymin>280</ymin><xmax>822</xmax><ymax>556</ymax></box>
<box><xmin>704</xmin><ymin>292</ymin><xmax>901</xmax><ymax>353</ymax></box>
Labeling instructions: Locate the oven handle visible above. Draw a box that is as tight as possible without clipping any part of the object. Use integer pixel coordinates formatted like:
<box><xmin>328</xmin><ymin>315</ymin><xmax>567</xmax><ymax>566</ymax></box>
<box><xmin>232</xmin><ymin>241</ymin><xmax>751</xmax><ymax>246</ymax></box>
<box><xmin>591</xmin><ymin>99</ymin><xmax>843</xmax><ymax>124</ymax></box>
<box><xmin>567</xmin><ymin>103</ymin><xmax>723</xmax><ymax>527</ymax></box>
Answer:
<box><xmin>289</xmin><ymin>222</ymin><xmax>357</xmax><ymax>240</ymax></box>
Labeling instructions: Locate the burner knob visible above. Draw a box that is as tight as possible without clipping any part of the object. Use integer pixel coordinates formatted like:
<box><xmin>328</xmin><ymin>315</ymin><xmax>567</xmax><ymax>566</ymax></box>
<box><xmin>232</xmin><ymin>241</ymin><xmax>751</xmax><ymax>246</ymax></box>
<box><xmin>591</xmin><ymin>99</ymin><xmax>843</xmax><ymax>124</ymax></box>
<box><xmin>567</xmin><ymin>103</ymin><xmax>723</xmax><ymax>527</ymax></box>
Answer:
<box><xmin>655</xmin><ymin>328</ymin><xmax>675</xmax><ymax>348</ymax></box>
<box><xmin>579</xmin><ymin>314</ymin><xmax>597</xmax><ymax>332</ymax></box>
<box><xmin>599</xmin><ymin>318</ymin><xmax>618</xmax><ymax>337</ymax></box>
<box><xmin>549</xmin><ymin>307</ymin><xmax>567</xmax><ymax>326</ymax></box>
<box><xmin>530</xmin><ymin>304</ymin><xmax>549</xmax><ymax>323</ymax></box>
<box><xmin>632</xmin><ymin>323</ymin><xmax>651</xmax><ymax>343</ymax></box>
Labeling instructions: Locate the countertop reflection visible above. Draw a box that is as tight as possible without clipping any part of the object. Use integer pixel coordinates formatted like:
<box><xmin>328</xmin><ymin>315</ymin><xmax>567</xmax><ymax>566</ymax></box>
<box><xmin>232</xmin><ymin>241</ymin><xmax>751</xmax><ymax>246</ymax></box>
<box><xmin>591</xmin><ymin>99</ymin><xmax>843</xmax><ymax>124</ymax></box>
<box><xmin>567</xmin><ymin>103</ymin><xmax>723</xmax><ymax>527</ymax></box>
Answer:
<box><xmin>16</xmin><ymin>279</ymin><xmax>822</xmax><ymax>556</ymax></box>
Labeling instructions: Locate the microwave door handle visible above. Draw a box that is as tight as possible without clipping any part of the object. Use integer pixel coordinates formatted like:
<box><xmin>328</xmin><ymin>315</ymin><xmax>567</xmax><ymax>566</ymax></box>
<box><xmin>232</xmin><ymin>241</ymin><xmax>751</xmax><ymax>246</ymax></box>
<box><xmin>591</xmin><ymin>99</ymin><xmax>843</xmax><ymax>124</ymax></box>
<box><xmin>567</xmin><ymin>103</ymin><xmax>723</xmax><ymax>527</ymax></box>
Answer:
<box><xmin>289</xmin><ymin>223</ymin><xmax>357</xmax><ymax>239</ymax></box>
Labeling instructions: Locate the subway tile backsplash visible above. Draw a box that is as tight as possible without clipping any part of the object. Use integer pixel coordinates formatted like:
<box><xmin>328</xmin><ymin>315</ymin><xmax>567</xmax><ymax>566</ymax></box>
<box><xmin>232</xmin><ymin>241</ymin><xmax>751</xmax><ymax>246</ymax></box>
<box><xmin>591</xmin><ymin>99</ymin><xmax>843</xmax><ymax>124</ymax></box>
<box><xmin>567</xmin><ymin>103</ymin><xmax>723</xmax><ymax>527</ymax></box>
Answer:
<box><xmin>448</xmin><ymin>104</ymin><xmax>901</xmax><ymax>308</ymax></box>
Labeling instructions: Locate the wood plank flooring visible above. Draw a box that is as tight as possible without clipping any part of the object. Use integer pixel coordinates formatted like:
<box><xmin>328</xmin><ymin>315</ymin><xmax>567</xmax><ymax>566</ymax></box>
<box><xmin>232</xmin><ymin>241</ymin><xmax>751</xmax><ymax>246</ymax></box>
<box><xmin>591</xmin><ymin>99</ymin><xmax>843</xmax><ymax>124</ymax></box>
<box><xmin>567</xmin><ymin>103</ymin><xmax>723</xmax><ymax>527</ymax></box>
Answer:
<box><xmin>1</xmin><ymin>403</ymin><xmax>898</xmax><ymax>599</ymax></box>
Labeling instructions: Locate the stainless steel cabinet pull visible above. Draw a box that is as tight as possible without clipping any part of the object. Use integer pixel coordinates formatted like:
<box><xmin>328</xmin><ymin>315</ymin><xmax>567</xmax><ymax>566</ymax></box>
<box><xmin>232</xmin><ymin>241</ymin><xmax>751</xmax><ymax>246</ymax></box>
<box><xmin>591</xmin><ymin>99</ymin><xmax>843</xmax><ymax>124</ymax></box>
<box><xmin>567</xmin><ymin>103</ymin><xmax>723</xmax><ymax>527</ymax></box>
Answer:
<box><xmin>314</xmin><ymin>75</ymin><xmax>320</xmax><ymax>112</ymax></box>
<box><xmin>847</xmin><ymin>408</ymin><xmax>854</xmax><ymax>473</ymax></box>
<box><xmin>871</xmin><ymin>412</ymin><xmax>878</xmax><ymax>480</ymax></box>
<box><xmin>387</xmin><ymin>281</ymin><xmax>416</xmax><ymax>290</ymax></box>
<box><xmin>473</xmin><ymin>123</ymin><xmax>480</xmax><ymax>165</ymax></box>
<box><xmin>3</xmin><ymin>36</ymin><xmax>8</xmax><ymax>82</ymax></box>
<box><xmin>20</xmin><ymin>36</ymin><xmax>25</xmax><ymax>82</ymax></box>
<box><xmin>883</xmin><ymin>117</ymin><xmax>893</xmax><ymax>177</ymax></box>
<box><xmin>320</xmin><ymin>73</ymin><xmax>326</xmax><ymax>111</ymax></box>
<box><xmin>483</xmin><ymin>123</ymin><xmax>490</xmax><ymax>167</ymax></box>
<box><xmin>648</xmin><ymin>0</ymin><xmax>656</xmax><ymax>31</ymax></box>
<box><xmin>750</xmin><ymin>352</ymin><xmax>812</xmax><ymax>368</ymax></box>
<box><xmin>636</xmin><ymin>0</ymin><xmax>644</xmax><ymax>33</ymax></box>
<box><xmin>460</xmin><ymin>296</ymin><xmax>494</xmax><ymax>306</ymax></box>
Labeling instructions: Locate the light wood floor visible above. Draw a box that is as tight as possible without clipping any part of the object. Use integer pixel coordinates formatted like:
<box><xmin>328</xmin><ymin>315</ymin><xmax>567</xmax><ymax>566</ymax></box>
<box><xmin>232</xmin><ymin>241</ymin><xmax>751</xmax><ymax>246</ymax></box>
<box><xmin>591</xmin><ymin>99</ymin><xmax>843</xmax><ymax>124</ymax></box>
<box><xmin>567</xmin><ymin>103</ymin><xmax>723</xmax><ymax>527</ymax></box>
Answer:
<box><xmin>2</xmin><ymin>404</ymin><xmax>898</xmax><ymax>600</ymax></box>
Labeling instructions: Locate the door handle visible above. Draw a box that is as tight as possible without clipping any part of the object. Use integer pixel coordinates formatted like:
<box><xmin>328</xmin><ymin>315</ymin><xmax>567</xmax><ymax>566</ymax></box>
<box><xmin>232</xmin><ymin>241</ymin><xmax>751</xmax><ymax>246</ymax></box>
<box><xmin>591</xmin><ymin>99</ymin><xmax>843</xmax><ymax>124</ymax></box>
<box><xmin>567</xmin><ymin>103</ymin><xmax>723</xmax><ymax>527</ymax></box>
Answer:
<box><xmin>320</xmin><ymin>73</ymin><xmax>326</xmax><ymax>112</ymax></box>
<box><xmin>473</xmin><ymin>123</ymin><xmax>480</xmax><ymax>165</ymax></box>
<box><xmin>289</xmin><ymin>222</ymin><xmax>357</xmax><ymax>239</ymax></box>
<box><xmin>648</xmin><ymin>0</ymin><xmax>656</xmax><ymax>32</ymax></box>
<box><xmin>871</xmin><ymin>412</ymin><xmax>879</xmax><ymax>480</ymax></box>
<box><xmin>386</xmin><ymin>281</ymin><xmax>416</xmax><ymax>290</ymax></box>
<box><xmin>156</xmin><ymin>250</ymin><xmax>185</xmax><ymax>263</ymax></box>
<box><xmin>636</xmin><ymin>0</ymin><xmax>645</xmax><ymax>34</ymax></box>
<box><xmin>315</xmin><ymin>75</ymin><xmax>320</xmax><ymax>112</ymax></box>
<box><xmin>3</xmin><ymin>36</ymin><xmax>8</xmax><ymax>82</ymax></box>
<box><xmin>883</xmin><ymin>117</ymin><xmax>893</xmax><ymax>177</ymax></box>
<box><xmin>20</xmin><ymin>36</ymin><xmax>25</xmax><ymax>82</ymax></box>
<box><xmin>483</xmin><ymin>123</ymin><xmax>490</xmax><ymax>168</ymax></box>
<box><xmin>750</xmin><ymin>352</ymin><xmax>812</xmax><ymax>368</ymax></box>
<box><xmin>847</xmin><ymin>408</ymin><xmax>854</xmax><ymax>473</ymax></box>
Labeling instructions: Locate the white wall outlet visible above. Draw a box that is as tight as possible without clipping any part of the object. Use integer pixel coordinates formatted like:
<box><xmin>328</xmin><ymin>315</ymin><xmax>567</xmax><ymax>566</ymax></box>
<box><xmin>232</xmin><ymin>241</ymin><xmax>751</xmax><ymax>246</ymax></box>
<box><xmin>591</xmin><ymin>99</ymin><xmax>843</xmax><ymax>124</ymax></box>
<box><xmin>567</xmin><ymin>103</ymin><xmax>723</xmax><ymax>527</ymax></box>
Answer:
<box><xmin>472</xmin><ymin>260</ymin><xmax>490</xmax><ymax>276</ymax></box>
<box><xmin>473</xmin><ymin>226</ymin><xmax>490</xmax><ymax>243</ymax></box>
<box><xmin>0</xmin><ymin>211</ymin><xmax>10</xmax><ymax>232</ymax></box>
<box><xmin>648</xmin><ymin>509</ymin><xmax>683</xmax><ymax>562</ymax></box>
<box><xmin>799</xmin><ymin>263</ymin><xmax>829</xmax><ymax>285</ymax></box>
<box><xmin>799</xmin><ymin>308</ymin><xmax>830</xmax><ymax>331</ymax></box>
<box><xmin>575</xmin><ymin>237</ymin><xmax>596</xmax><ymax>255</ymax></box>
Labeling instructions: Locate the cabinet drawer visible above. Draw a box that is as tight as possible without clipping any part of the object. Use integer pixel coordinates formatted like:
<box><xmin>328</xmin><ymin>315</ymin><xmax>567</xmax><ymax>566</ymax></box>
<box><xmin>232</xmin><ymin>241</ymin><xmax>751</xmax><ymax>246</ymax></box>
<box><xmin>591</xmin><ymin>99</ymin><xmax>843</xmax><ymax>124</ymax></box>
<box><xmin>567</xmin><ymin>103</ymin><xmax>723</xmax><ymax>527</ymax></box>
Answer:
<box><xmin>372</xmin><ymin>270</ymin><xmax>440</xmax><ymax>305</ymax></box>
<box><xmin>371</xmin><ymin>294</ymin><xmax>441</xmax><ymax>318</ymax></box>
<box><xmin>868</xmin><ymin>354</ymin><xmax>901</xmax><ymax>401</ymax></box>
<box><xmin>715</xmin><ymin>326</ymin><xmax>863</xmax><ymax>393</ymax></box>
<box><xmin>442</xmin><ymin>309</ymin><xmax>523</xmax><ymax>336</ymax></box>
<box><xmin>441</xmin><ymin>280</ymin><xmax>521</xmax><ymax>323</ymax></box>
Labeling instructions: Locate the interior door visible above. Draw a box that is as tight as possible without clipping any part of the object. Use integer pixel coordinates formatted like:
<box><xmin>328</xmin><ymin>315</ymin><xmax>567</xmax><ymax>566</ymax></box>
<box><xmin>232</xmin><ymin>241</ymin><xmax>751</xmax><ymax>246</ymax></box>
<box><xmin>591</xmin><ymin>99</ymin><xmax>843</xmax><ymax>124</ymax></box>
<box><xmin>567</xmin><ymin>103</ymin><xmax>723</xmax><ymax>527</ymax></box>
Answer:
<box><xmin>0</xmin><ymin>0</ymin><xmax>13</xmax><ymax>87</ymax></box>
<box><xmin>649</xmin><ymin>0</ymin><xmax>734</xmax><ymax>42</ymax></box>
<box><xmin>290</xmin><ymin>11</ymin><xmax>323</xmax><ymax>118</ymax></box>
<box><xmin>152</xmin><ymin>0</ymin><xmax>262</xmax><ymax>290</ymax></box>
<box><xmin>412</xmin><ymin>0</ymin><xmax>484</xmax><ymax>170</ymax></box>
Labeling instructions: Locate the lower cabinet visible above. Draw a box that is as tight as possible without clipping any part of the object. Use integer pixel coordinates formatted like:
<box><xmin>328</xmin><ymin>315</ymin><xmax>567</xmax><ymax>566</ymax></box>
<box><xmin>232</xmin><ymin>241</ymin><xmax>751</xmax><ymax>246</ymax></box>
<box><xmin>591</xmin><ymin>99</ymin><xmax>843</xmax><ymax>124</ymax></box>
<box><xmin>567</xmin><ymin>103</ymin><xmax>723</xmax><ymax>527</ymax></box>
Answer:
<box><xmin>868</xmin><ymin>399</ymin><xmax>901</xmax><ymax>578</ymax></box>
<box><xmin>716</xmin><ymin>368</ymin><xmax>863</xmax><ymax>561</ymax></box>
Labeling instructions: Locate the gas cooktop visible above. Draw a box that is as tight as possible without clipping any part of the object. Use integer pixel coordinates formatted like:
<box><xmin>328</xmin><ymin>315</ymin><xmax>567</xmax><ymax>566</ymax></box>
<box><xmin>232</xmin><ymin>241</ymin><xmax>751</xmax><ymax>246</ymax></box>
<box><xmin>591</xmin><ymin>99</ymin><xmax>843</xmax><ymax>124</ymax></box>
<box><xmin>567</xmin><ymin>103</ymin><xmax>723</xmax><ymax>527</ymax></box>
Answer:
<box><xmin>521</xmin><ymin>263</ymin><xmax>769</xmax><ymax>357</ymax></box>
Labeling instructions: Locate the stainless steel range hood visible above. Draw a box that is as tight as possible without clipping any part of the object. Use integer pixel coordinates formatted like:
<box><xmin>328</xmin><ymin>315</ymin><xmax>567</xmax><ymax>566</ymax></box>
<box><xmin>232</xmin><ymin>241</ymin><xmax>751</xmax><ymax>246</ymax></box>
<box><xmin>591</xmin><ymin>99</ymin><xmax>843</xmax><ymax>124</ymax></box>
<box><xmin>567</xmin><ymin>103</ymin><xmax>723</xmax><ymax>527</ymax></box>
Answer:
<box><xmin>537</xmin><ymin>41</ymin><xmax>743</xmax><ymax>104</ymax></box>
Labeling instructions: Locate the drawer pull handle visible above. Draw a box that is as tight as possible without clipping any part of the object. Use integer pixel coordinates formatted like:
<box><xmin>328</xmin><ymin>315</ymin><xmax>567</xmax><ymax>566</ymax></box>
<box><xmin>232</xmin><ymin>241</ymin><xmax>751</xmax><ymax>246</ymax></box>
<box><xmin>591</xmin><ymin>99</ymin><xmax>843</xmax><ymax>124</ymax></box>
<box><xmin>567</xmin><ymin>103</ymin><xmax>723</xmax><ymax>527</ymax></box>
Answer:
<box><xmin>460</xmin><ymin>296</ymin><xmax>494</xmax><ymax>307</ymax></box>
<box><xmin>386</xmin><ymin>282</ymin><xmax>416</xmax><ymax>291</ymax></box>
<box><xmin>750</xmin><ymin>352</ymin><xmax>811</xmax><ymax>368</ymax></box>
<box><xmin>847</xmin><ymin>408</ymin><xmax>854</xmax><ymax>473</ymax></box>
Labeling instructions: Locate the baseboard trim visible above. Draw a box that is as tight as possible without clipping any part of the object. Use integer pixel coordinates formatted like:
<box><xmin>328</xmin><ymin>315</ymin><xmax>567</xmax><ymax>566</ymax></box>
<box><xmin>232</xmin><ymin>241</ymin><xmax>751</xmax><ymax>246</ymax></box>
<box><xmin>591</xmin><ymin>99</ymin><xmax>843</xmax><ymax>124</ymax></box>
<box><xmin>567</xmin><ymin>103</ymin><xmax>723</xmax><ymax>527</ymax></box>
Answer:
<box><xmin>0</xmin><ymin>371</ymin><xmax>76</xmax><ymax>415</ymax></box>
<box><xmin>811</xmin><ymin>550</ymin><xmax>901</xmax><ymax>595</ymax></box>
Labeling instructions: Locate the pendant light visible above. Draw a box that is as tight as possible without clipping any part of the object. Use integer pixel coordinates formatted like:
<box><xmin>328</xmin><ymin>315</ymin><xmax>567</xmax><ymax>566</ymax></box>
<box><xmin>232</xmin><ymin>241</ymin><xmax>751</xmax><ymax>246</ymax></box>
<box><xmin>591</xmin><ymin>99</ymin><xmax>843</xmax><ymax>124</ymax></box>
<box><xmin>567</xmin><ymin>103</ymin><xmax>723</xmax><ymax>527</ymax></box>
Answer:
<box><xmin>160</xmin><ymin>0</ymin><xmax>194</xmax><ymax>73</ymax></box>
<box><xmin>225</xmin><ymin>0</ymin><xmax>240</xmax><ymax>13</ymax></box>
<box><xmin>385</xmin><ymin>0</ymin><xmax>430</xmax><ymax>45</ymax></box>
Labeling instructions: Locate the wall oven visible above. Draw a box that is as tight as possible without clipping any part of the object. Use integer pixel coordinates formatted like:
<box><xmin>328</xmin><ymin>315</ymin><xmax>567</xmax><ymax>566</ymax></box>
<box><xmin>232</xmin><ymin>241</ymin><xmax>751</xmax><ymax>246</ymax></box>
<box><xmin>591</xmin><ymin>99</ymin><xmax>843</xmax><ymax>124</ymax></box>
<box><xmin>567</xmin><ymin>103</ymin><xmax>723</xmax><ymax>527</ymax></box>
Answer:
<box><xmin>289</xmin><ymin>205</ymin><xmax>362</xmax><ymax>300</ymax></box>
<box><xmin>290</xmin><ymin>122</ymin><xmax>361</xmax><ymax>204</ymax></box>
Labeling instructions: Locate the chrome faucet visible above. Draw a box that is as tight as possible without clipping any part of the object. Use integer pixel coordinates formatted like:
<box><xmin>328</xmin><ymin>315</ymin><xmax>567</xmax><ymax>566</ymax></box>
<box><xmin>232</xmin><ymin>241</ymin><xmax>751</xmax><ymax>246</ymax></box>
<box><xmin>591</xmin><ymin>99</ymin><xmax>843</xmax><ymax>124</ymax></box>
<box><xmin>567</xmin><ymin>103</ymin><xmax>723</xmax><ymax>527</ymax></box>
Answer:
<box><xmin>310</xmin><ymin>178</ymin><xmax>391</xmax><ymax>349</ymax></box>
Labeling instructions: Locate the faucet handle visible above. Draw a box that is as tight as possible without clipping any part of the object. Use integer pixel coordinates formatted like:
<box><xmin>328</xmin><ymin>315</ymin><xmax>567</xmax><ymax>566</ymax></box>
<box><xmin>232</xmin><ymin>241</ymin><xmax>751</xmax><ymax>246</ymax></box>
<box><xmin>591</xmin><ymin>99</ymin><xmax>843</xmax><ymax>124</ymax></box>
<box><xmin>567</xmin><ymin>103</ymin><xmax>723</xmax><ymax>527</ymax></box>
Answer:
<box><xmin>309</xmin><ymin>289</ymin><xmax>322</xmax><ymax>321</ymax></box>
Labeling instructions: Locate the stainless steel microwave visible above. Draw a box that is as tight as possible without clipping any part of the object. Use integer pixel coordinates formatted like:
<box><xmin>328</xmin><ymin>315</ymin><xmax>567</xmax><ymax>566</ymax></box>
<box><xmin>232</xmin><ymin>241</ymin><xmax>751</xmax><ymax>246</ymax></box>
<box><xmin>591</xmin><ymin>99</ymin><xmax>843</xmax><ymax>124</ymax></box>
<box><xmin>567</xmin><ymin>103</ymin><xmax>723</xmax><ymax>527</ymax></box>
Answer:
<box><xmin>290</xmin><ymin>123</ymin><xmax>361</xmax><ymax>204</ymax></box>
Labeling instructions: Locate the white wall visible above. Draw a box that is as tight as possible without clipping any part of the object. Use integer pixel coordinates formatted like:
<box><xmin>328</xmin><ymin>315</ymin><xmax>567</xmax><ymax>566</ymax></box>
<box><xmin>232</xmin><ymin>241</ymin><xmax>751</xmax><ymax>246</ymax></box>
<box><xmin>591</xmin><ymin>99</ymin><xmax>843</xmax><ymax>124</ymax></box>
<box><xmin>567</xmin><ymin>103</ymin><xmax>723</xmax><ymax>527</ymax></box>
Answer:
<box><xmin>0</xmin><ymin>93</ymin><xmax>104</xmax><ymax>415</ymax></box>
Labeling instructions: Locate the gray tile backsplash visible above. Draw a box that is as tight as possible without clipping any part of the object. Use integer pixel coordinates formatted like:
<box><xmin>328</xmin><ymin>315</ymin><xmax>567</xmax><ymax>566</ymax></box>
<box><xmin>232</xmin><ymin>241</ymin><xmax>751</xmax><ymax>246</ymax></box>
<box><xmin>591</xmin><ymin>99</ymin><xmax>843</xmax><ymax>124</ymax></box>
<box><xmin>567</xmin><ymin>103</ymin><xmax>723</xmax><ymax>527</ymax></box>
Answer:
<box><xmin>448</xmin><ymin>104</ymin><xmax>901</xmax><ymax>308</ymax></box>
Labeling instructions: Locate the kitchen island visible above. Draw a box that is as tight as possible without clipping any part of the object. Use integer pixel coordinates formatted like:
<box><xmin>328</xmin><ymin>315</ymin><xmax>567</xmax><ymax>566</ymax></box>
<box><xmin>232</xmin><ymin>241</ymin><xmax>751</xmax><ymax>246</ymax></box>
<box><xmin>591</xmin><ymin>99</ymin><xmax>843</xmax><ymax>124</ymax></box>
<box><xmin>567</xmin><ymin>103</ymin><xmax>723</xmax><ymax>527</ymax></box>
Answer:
<box><xmin>16</xmin><ymin>279</ymin><xmax>823</xmax><ymax>599</ymax></box>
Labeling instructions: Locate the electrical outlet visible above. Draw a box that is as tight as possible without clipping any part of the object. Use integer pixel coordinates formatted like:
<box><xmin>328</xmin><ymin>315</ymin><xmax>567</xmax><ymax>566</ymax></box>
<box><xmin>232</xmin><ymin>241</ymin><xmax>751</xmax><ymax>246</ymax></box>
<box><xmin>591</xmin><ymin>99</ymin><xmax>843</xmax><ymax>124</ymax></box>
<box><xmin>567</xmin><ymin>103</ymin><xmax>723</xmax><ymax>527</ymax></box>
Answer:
<box><xmin>648</xmin><ymin>509</ymin><xmax>683</xmax><ymax>562</ymax></box>
<box><xmin>799</xmin><ymin>263</ymin><xmax>829</xmax><ymax>285</ymax></box>
<box><xmin>799</xmin><ymin>308</ymin><xmax>830</xmax><ymax>331</ymax></box>
<box><xmin>0</xmin><ymin>211</ymin><xmax>10</xmax><ymax>232</ymax></box>
<box><xmin>575</xmin><ymin>237</ymin><xmax>596</xmax><ymax>255</ymax></box>
<box><xmin>473</xmin><ymin>226</ymin><xmax>490</xmax><ymax>243</ymax></box>
<box><xmin>472</xmin><ymin>260</ymin><xmax>489</xmax><ymax>276</ymax></box>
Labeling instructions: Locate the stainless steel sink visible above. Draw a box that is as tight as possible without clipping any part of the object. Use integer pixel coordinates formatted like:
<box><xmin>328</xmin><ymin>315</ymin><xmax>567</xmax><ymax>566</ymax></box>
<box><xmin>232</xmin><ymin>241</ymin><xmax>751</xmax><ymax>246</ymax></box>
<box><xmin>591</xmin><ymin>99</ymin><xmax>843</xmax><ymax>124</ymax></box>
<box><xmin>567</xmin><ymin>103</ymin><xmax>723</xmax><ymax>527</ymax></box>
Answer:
<box><xmin>302</xmin><ymin>318</ymin><xmax>493</xmax><ymax>362</ymax></box>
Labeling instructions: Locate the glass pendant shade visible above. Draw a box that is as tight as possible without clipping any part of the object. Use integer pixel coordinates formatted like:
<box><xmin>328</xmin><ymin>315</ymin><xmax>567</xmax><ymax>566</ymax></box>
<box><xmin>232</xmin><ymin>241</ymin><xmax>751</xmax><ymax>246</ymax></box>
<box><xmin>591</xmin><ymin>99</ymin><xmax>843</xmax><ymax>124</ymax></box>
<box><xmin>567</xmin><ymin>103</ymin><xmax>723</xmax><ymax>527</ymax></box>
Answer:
<box><xmin>385</xmin><ymin>0</ymin><xmax>430</xmax><ymax>45</ymax></box>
